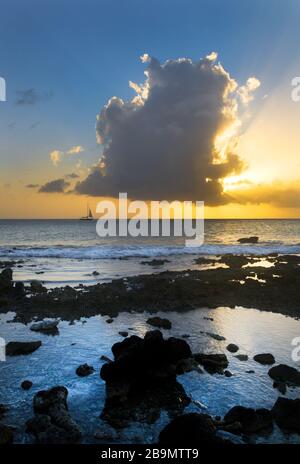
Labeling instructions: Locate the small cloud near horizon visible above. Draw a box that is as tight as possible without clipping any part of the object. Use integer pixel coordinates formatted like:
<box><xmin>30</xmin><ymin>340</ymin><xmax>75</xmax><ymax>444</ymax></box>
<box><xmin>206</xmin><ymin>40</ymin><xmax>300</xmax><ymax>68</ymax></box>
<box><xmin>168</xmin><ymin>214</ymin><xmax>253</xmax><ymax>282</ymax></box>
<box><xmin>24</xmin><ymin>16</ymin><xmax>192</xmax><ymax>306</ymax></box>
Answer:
<box><xmin>15</xmin><ymin>88</ymin><xmax>53</xmax><ymax>105</ymax></box>
<box><xmin>39</xmin><ymin>178</ymin><xmax>69</xmax><ymax>193</ymax></box>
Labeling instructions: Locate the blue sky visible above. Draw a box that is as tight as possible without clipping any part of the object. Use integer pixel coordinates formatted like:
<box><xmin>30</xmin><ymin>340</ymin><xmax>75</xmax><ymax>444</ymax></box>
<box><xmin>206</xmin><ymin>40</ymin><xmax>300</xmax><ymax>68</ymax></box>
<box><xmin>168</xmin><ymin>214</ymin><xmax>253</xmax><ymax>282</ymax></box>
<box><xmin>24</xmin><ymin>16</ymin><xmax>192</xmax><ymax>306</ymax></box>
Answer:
<box><xmin>1</xmin><ymin>0</ymin><xmax>300</xmax><ymax>217</ymax></box>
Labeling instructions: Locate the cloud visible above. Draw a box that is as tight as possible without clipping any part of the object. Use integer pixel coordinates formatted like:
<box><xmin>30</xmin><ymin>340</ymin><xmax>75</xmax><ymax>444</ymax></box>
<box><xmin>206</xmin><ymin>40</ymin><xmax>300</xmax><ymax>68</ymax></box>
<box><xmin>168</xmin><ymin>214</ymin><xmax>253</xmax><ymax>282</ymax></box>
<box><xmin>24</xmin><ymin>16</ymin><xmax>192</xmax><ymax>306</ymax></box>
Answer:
<box><xmin>65</xmin><ymin>172</ymin><xmax>79</xmax><ymax>179</ymax></box>
<box><xmin>75</xmin><ymin>53</ymin><xmax>259</xmax><ymax>203</ymax></box>
<box><xmin>39</xmin><ymin>178</ymin><xmax>69</xmax><ymax>193</ymax></box>
<box><xmin>26</xmin><ymin>183</ymin><xmax>39</xmax><ymax>188</ymax></box>
<box><xmin>67</xmin><ymin>145</ymin><xmax>84</xmax><ymax>155</ymax></box>
<box><xmin>228</xmin><ymin>182</ymin><xmax>300</xmax><ymax>208</ymax></box>
<box><xmin>15</xmin><ymin>88</ymin><xmax>52</xmax><ymax>105</ymax></box>
<box><xmin>50</xmin><ymin>150</ymin><xmax>63</xmax><ymax>166</ymax></box>
<box><xmin>49</xmin><ymin>146</ymin><xmax>84</xmax><ymax>166</ymax></box>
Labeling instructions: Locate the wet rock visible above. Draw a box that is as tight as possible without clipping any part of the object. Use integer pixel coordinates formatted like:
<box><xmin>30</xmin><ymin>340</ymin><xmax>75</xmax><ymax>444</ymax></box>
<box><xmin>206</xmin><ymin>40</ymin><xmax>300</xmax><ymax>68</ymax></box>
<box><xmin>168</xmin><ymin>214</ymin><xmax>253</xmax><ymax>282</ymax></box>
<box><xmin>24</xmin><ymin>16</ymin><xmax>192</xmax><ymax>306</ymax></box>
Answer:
<box><xmin>92</xmin><ymin>271</ymin><xmax>100</xmax><ymax>276</ymax></box>
<box><xmin>141</xmin><ymin>259</ymin><xmax>170</xmax><ymax>266</ymax></box>
<box><xmin>0</xmin><ymin>404</ymin><xmax>8</xmax><ymax>418</ymax></box>
<box><xmin>273</xmin><ymin>381</ymin><xmax>287</xmax><ymax>395</ymax></box>
<box><xmin>146</xmin><ymin>316</ymin><xmax>172</xmax><ymax>329</ymax></box>
<box><xmin>118</xmin><ymin>331</ymin><xmax>128</xmax><ymax>338</ymax></box>
<box><xmin>268</xmin><ymin>364</ymin><xmax>300</xmax><ymax>386</ymax></box>
<box><xmin>224</xmin><ymin>370</ymin><xmax>233</xmax><ymax>377</ymax></box>
<box><xmin>6</xmin><ymin>340</ymin><xmax>42</xmax><ymax>356</ymax></box>
<box><xmin>59</xmin><ymin>286</ymin><xmax>77</xmax><ymax>303</ymax></box>
<box><xmin>193</xmin><ymin>353</ymin><xmax>229</xmax><ymax>373</ymax></box>
<box><xmin>30</xmin><ymin>280</ymin><xmax>47</xmax><ymax>293</ymax></box>
<box><xmin>76</xmin><ymin>363</ymin><xmax>95</xmax><ymax>377</ymax></box>
<box><xmin>106</xmin><ymin>318</ymin><xmax>114</xmax><ymax>324</ymax></box>
<box><xmin>194</xmin><ymin>257</ymin><xmax>217</xmax><ymax>265</ymax></box>
<box><xmin>100</xmin><ymin>330</ymin><xmax>191</xmax><ymax>427</ymax></box>
<box><xmin>202</xmin><ymin>332</ymin><xmax>226</xmax><ymax>341</ymax></box>
<box><xmin>237</xmin><ymin>236</ymin><xmax>259</xmax><ymax>244</ymax></box>
<box><xmin>14</xmin><ymin>281</ymin><xmax>25</xmax><ymax>297</ymax></box>
<box><xmin>226</xmin><ymin>343</ymin><xmax>239</xmax><ymax>353</ymax></box>
<box><xmin>0</xmin><ymin>268</ymin><xmax>13</xmax><ymax>293</ymax></box>
<box><xmin>220</xmin><ymin>255</ymin><xmax>249</xmax><ymax>268</ymax></box>
<box><xmin>21</xmin><ymin>380</ymin><xmax>33</xmax><ymax>390</ymax></box>
<box><xmin>0</xmin><ymin>424</ymin><xmax>14</xmax><ymax>444</ymax></box>
<box><xmin>253</xmin><ymin>353</ymin><xmax>275</xmax><ymax>365</ymax></box>
<box><xmin>159</xmin><ymin>413</ymin><xmax>226</xmax><ymax>444</ymax></box>
<box><xmin>234</xmin><ymin>354</ymin><xmax>248</xmax><ymax>361</ymax></box>
<box><xmin>100</xmin><ymin>355</ymin><xmax>113</xmax><ymax>363</ymax></box>
<box><xmin>272</xmin><ymin>397</ymin><xmax>300</xmax><ymax>432</ymax></box>
<box><xmin>203</xmin><ymin>316</ymin><xmax>214</xmax><ymax>321</ymax></box>
<box><xmin>246</xmin><ymin>370</ymin><xmax>255</xmax><ymax>374</ymax></box>
<box><xmin>176</xmin><ymin>357</ymin><xmax>203</xmax><ymax>375</ymax></box>
<box><xmin>30</xmin><ymin>320</ymin><xmax>59</xmax><ymax>333</ymax></box>
<box><xmin>27</xmin><ymin>386</ymin><xmax>81</xmax><ymax>443</ymax></box>
<box><xmin>223</xmin><ymin>406</ymin><xmax>273</xmax><ymax>435</ymax></box>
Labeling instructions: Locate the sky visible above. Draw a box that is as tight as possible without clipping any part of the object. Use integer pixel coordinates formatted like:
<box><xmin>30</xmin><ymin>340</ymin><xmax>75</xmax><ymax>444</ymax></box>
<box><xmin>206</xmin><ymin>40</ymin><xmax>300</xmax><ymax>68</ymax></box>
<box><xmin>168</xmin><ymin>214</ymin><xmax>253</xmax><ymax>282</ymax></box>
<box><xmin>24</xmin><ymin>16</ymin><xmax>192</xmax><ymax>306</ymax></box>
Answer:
<box><xmin>0</xmin><ymin>0</ymin><xmax>300</xmax><ymax>218</ymax></box>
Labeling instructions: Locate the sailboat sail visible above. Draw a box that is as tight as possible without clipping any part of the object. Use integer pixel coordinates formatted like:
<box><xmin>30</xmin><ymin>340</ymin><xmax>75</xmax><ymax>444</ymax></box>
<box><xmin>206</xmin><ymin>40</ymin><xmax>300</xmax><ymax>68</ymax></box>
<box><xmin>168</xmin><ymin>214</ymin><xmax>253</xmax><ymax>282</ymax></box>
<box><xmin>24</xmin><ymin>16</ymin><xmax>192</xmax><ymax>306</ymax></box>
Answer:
<box><xmin>88</xmin><ymin>208</ymin><xmax>93</xmax><ymax>218</ymax></box>
<box><xmin>80</xmin><ymin>204</ymin><xmax>93</xmax><ymax>221</ymax></box>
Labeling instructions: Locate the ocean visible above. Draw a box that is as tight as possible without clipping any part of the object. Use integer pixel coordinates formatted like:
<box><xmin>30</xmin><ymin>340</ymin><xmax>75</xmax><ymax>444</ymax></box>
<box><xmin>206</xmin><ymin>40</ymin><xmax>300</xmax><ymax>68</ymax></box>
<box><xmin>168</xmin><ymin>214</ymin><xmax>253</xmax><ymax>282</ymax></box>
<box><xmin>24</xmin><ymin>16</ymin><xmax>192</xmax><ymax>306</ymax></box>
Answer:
<box><xmin>0</xmin><ymin>219</ymin><xmax>299</xmax><ymax>287</ymax></box>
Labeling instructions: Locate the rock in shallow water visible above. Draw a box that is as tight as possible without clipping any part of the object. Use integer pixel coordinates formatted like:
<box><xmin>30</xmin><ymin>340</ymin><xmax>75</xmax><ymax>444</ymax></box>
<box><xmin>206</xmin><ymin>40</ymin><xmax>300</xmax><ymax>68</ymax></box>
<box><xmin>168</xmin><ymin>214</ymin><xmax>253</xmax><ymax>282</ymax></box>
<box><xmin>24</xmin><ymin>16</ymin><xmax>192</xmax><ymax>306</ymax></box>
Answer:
<box><xmin>30</xmin><ymin>320</ymin><xmax>59</xmax><ymax>333</ymax></box>
<box><xmin>193</xmin><ymin>353</ymin><xmax>229</xmax><ymax>373</ymax></box>
<box><xmin>268</xmin><ymin>364</ymin><xmax>300</xmax><ymax>386</ymax></box>
<box><xmin>27</xmin><ymin>386</ymin><xmax>81</xmax><ymax>444</ymax></box>
<box><xmin>223</xmin><ymin>405</ymin><xmax>273</xmax><ymax>435</ymax></box>
<box><xmin>226</xmin><ymin>343</ymin><xmax>239</xmax><ymax>353</ymax></box>
<box><xmin>159</xmin><ymin>413</ymin><xmax>228</xmax><ymax>444</ymax></box>
<box><xmin>253</xmin><ymin>353</ymin><xmax>275</xmax><ymax>365</ymax></box>
<box><xmin>21</xmin><ymin>380</ymin><xmax>33</xmax><ymax>390</ymax></box>
<box><xmin>6</xmin><ymin>341</ymin><xmax>42</xmax><ymax>356</ymax></box>
<box><xmin>100</xmin><ymin>330</ymin><xmax>192</xmax><ymax>427</ymax></box>
<box><xmin>272</xmin><ymin>397</ymin><xmax>300</xmax><ymax>433</ymax></box>
<box><xmin>0</xmin><ymin>424</ymin><xmax>14</xmax><ymax>444</ymax></box>
<box><xmin>76</xmin><ymin>363</ymin><xmax>95</xmax><ymax>377</ymax></box>
<box><xmin>146</xmin><ymin>316</ymin><xmax>172</xmax><ymax>329</ymax></box>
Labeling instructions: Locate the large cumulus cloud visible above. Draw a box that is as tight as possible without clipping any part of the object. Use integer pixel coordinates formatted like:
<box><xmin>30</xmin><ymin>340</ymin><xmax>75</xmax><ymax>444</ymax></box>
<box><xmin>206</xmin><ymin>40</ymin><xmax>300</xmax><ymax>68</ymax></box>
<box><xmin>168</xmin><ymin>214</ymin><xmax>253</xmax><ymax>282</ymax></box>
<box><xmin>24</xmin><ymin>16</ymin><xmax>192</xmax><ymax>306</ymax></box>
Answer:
<box><xmin>75</xmin><ymin>53</ymin><xmax>259</xmax><ymax>203</ymax></box>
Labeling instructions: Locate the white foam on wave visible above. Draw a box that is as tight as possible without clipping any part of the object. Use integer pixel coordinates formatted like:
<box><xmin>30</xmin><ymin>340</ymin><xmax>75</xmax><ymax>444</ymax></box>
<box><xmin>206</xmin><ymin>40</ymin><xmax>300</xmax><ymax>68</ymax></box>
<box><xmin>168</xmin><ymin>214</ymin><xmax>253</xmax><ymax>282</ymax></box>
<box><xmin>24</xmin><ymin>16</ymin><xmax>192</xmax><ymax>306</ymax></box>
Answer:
<box><xmin>1</xmin><ymin>243</ymin><xmax>300</xmax><ymax>259</ymax></box>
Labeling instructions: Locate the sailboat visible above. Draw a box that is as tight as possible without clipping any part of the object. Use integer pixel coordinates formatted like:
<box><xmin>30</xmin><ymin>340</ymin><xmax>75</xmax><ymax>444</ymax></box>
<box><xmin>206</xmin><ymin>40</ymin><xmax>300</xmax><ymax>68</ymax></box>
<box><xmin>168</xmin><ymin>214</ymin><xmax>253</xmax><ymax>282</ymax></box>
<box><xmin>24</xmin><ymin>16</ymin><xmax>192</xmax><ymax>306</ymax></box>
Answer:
<box><xmin>80</xmin><ymin>204</ymin><xmax>94</xmax><ymax>221</ymax></box>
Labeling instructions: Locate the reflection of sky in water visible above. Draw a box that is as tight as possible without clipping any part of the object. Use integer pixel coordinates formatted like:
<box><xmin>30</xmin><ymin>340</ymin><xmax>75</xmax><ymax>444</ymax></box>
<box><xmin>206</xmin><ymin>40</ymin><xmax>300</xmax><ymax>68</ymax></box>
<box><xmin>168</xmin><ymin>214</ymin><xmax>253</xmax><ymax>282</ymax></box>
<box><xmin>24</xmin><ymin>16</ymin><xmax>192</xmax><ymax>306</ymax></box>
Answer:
<box><xmin>0</xmin><ymin>307</ymin><xmax>300</xmax><ymax>444</ymax></box>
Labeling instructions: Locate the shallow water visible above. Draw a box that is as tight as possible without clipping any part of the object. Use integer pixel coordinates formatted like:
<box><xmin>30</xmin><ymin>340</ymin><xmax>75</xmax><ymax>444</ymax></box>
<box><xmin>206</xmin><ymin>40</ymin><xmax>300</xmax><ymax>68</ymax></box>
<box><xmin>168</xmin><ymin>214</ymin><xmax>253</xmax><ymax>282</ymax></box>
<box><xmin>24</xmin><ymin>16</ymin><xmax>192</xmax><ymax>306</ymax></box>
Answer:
<box><xmin>1</xmin><ymin>306</ymin><xmax>300</xmax><ymax>444</ymax></box>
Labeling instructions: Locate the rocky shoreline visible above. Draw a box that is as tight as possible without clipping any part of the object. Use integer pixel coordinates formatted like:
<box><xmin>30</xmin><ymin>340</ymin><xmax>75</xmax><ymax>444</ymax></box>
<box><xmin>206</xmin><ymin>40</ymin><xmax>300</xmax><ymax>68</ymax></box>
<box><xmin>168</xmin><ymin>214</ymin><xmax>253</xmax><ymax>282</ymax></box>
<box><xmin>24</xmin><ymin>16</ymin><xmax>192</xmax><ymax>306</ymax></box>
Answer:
<box><xmin>1</xmin><ymin>253</ymin><xmax>300</xmax><ymax>323</ymax></box>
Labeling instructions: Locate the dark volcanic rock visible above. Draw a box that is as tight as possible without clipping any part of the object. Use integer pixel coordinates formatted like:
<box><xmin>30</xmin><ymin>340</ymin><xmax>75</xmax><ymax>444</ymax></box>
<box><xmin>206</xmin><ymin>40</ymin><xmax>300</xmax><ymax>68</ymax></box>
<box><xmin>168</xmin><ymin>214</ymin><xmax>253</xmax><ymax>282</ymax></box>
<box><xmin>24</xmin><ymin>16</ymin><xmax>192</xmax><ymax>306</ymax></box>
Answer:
<box><xmin>76</xmin><ymin>363</ymin><xmax>95</xmax><ymax>377</ymax></box>
<box><xmin>234</xmin><ymin>354</ymin><xmax>248</xmax><ymax>361</ymax></box>
<box><xmin>118</xmin><ymin>331</ymin><xmax>128</xmax><ymax>338</ymax></box>
<box><xmin>21</xmin><ymin>380</ymin><xmax>33</xmax><ymax>390</ymax></box>
<box><xmin>0</xmin><ymin>404</ymin><xmax>8</xmax><ymax>418</ymax></box>
<box><xmin>100</xmin><ymin>330</ymin><xmax>192</xmax><ymax>427</ymax></box>
<box><xmin>6</xmin><ymin>340</ymin><xmax>42</xmax><ymax>356</ymax></box>
<box><xmin>226</xmin><ymin>343</ymin><xmax>239</xmax><ymax>353</ymax></box>
<box><xmin>30</xmin><ymin>280</ymin><xmax>47</xmax><ymax>294</ymax></box>
<box><xmin>223</xmin><ymin>406</ymin><xmax>273</xmax><ymax>435</ymax></box>
<box><xmin>237</xmin><ymin>236</ymin><xmax>259</xmax><ymax>244</ymax></box>
<box><xmin>253</xmin><ymin>353</ymin><xmax>275</xmax><ymax>365</ymax></box>
<box><xmin>146</xmin><ymin>316</ymin><xmax>172</xmax><ymax>329</ymax></box>
<box><xmin>268</xmin><ymin>364</ymin><xmax>300</xmax><ymax>386</ymax></box>
<box><xmin>27</xmin><ymin>386</ymin><xmax>81</xmax><ymax>443</ymax></box>
<box><xmin>272</xmin><ymin>397</ymin><xmax>300</xmax><ymax>432</ymax></box>
<box><xmin>0</xmin><ymin>268</ymin><xmax>13</xmax><ymax>293</ymax></box>
<box><xmin>159</xmin><ymin>413</ymin><xmax>226</xmax><ymax>444</ymax></box>
<box><xmin>30</xmin><ymin>320</ymin><xmax>59</xmax><ymax>333</ymax></box>
<box><xmin>141</xmin><ymin>259</ymin><xmax>170</xmax><ymax>266</ymax></box>
<box><xmin>193</xmin><ymin>353</ymin><xmax>228</xmax><ymax>373</ymax></box>
<box><xmin>273</xmin><ymin>381</ymin><xmax>287</xmax><ymax>395</ymax></box>
<box><xmin>0</xmin><ymin>424</ymin><xmax>13</xmax><ymax>444</ymax></box>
